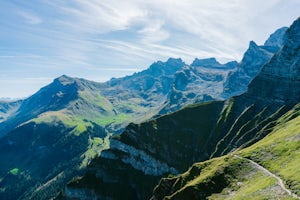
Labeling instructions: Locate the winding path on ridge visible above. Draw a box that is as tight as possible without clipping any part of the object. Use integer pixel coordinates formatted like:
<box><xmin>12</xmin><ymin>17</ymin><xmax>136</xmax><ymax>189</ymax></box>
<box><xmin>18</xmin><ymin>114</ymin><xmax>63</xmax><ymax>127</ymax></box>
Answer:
<box><xmin>233</xmin><ymin>155</ymin><xmax>300</xmax><ymax>199</ymax></box>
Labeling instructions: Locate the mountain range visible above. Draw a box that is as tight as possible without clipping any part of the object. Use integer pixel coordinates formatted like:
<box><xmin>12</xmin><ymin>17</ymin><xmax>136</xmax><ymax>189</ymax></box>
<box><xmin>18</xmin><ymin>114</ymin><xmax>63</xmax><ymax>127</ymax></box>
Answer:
<box><xmin>0</xmin><ymin>16</ymin><xmax>298</xmax><ymax>200</ymax></box>
<box><xmin>61</xmin><ymin>17</ymin><xmax>300</xmax><ymax>199</ymax></box>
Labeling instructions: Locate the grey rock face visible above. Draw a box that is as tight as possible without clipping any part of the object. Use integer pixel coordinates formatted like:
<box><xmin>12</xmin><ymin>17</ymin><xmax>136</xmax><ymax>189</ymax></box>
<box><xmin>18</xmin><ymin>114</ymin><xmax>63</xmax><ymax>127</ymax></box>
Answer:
<box><xmin>223</xmin><ymin>26</ymin><xmax>288</xmax><ymax>99</ymax></box>
<box><xmin>264</xmin><ymin>27</ymin><xmax>288</xmax><ymax>48</ymax></box>
<box><xmin>159</xmin><ymin>58</ymin><xmax>240</xmax><ymax>114</ymax></box>
<box><xmin>110</xmin><ymin>139</ymin><xmax>177</xmax><ymax>176</ymax></box>
<box><xmin>191</xmin><ymin>57</ymin><xmax>222</xmax><ymax>68</ymax></box>
<box><xmin>246</xmin><ymin>18</ymin><xmax>300</xmax><ymax>103</ymax></box>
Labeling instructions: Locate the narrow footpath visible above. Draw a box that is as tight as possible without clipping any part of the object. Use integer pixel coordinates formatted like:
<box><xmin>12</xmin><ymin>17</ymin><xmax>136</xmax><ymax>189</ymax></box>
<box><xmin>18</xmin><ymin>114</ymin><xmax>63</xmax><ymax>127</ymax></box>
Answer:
<box><xmin>234</xmin><ymin>155</ymin><xmax>300</xmax><ymax>200</ymax></box>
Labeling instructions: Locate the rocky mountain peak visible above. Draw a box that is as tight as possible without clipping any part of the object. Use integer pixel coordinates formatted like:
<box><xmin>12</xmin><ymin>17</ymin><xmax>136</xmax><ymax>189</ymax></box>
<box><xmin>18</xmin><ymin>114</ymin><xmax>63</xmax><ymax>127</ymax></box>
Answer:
<box><xmin>242</xmin><ymin>41</ymin><xmax>266</xmax><ymax>60</ymax></box>
<box><xmin>240</xmin><ymin>39</ymin><xmax>281</xmax><ymax>75</ymax></box>
<box><xmin>55</xmin><ymin>75</ymin><xmax>76</xmax><ymax>86</ymax></box>
<box><xmin>222</xmin><ymin>26</ymin><xmax>289</xmax><ymax>99</ymax></box>
<box><xmin>191</xmin><ymin>57</ymin><xmax>221</xmax><ymax>67</ymax></box>
<box><xmin>0</xmin><ymin>75</ymin><xmax>82</xmax><ymax>137</ymax></box>
<box><xmin>147</xmin><ymin>58</ymin><xmax>185</xmax><ymax>76</ymax></box>
<box><xmin>249</xmin><ymin>40</ymin><xmax>258</xmax><ymax>48</ymax></box>
<box><xmin>264</xmin><ymin>26</ymin><xmax>288</xmax><ymax>48</ymax></box>
<box><xmin>165</xmin><ymin>58</ymin><xmax>185</xmax><ymax>66</ymax></box>
<box><xmin>54</xmin><ymin>75</ymin><xmax>100</xmax><ymax>92</ymax></box>
<box><xmin>246</xmin><ymin>18</ymin><xmax>300</xmax><ymax>103</ymax></box>
<box><xmin>16</xmin><ymin>75</ymin><xmax>81</xmax><ymax>118</ymax></box>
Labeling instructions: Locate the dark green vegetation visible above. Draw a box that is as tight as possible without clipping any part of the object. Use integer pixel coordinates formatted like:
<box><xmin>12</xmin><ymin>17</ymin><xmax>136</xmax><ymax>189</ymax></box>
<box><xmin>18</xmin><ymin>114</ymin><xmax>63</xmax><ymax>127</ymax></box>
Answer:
<box><xmin>0</xmin><ymin>121</ymin><xmax>107</xmax><ymax>199</ymax></box>
<box><xmin>152</xmin><ymin>103</ymin><xmax>300</xmax><ymax>200</ymax></box>
<box><xmin>64</xmin><ymin>18</ymin><xmax>300</xmax><ymax>199</ymax></box>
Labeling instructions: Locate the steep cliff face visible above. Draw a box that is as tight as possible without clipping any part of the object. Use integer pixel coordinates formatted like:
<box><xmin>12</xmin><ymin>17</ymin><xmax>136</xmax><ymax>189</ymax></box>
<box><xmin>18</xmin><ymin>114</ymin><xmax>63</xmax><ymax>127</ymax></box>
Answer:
<box><xmin>64</xmin><ymin>18</ymin><xmax>300</xmax><ymax>200</ymax></box>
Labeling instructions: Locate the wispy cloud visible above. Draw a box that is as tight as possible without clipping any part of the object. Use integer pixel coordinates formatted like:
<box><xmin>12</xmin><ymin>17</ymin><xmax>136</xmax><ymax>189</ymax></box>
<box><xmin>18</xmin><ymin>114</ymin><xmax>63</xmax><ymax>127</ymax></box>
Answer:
<box><xmin>138</xmin><ymin>20</ymin><xmax>170</xmax><ymax>43</ymax></box>
<box><xmin>17</xmin><ymin>10</ymin><xmax>42</xmax><ymax>25</ymax></box>
<box><xmin>40</xmin><ymin>0</ymin><xmax>298</xmax><ymax>63</ymax></box>
<box><xmin>46</xmin><ymin>0</ymin><xmax>147</xmax><ymax>34</ymax></box>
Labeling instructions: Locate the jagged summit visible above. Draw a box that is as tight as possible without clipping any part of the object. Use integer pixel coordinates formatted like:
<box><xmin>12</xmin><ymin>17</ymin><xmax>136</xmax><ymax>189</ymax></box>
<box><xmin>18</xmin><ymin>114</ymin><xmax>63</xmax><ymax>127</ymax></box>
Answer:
<box><xmin>239</xmin><ymin>40</ymin><xmax>273</xmax><ymax>71</ymax></box>
<box><xmin>246</xmin><ymin>18</ymin><xmax>300</xmax><ymax>103</ymax></box>
<box><xmin>147</xmin><ymin>58</ymin><xmax>186</xmax><ymax>76</ymax></box>
<box><xmin>222</xmin><ymin>26</ymin><xmax>288</xmax><ymax>99</ymax></box>
<box><xmin>264</xmin><ymin>26</ymin><xmax>288</xmax><ymax>48</ymax></box>
<box><xmin>55</xmin><ymin>74</ymin><xmax>76</xmax><ymax>85</ymax></box>
<box><xmin>191</xmin><ymin>57</ymin><xmax>221</xmax><ymax>67</ymax></box>
<box><xmin>249</xmin><ymin>40</ymin><xmax>257</xmax><ymax>47</ymax></box>
<box><xmin>165</xmin><ymin>58</ymin><xmax>185</xmax><ymax>66</ymax></box>
<box><xmin>150</xmin><ymin>57</ymin><xmax>185</xmax><ymax>67</ymax></box>
<box><xmin>191</xmin><ymin>57</ymin><xmax>236</xmax><ymax>69</ymax></box>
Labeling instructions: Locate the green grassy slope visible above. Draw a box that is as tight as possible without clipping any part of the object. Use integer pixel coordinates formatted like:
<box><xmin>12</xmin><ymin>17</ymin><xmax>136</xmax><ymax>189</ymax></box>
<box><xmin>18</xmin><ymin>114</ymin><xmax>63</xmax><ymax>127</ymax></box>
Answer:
<box><xmin>151</xmin><ymin>103</ymin><xmax>300</xmax><ymax>200</ymax></box>
<box><xmin>0</xmin><ymin>120</ymin><xmax>108</xmax><ymax>199</ymax></box>
<box><xmin>0</xmin><ymin>78</ymin><xmax>112</xmax><ymax>199</ymax></box>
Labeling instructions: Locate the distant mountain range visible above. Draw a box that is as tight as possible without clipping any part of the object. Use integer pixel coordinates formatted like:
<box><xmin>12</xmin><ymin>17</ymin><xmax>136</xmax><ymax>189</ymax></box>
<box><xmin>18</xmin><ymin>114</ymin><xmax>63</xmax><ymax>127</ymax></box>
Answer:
<box><xmin>0</xmin><ymin>16</ymin><xmax>295</xmax><ymax>200</ymax></box>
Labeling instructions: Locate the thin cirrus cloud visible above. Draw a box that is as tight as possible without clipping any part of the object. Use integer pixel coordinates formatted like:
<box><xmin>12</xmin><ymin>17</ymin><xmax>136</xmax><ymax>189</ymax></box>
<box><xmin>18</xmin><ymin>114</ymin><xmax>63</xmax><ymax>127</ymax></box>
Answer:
<box><xmin>0</xmin><ymin>0</ymin><xmax>299</xmax><ymax>98</ymax></box>
<box><xmin>17</xmin><ymin>10</ymin><xmax>43</xmax><ymax>25</ymax></box>
<box><xmin>40</xmin><ymin>0</ymin><xmax>299</xmax><ymax>62</ymax></box>
<box><xmin>48</xmin><ymin>0</ymin><xmax>147</xmax><ymax>34</ymax></box>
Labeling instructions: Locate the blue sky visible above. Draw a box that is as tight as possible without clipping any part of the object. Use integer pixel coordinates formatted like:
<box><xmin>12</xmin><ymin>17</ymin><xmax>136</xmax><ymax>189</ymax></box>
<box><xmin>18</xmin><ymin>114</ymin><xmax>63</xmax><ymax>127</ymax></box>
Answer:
<box><xmin>0</xmin><ymin>0</ymin><xmax>299</xmax><ymax>98</ymax></box>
